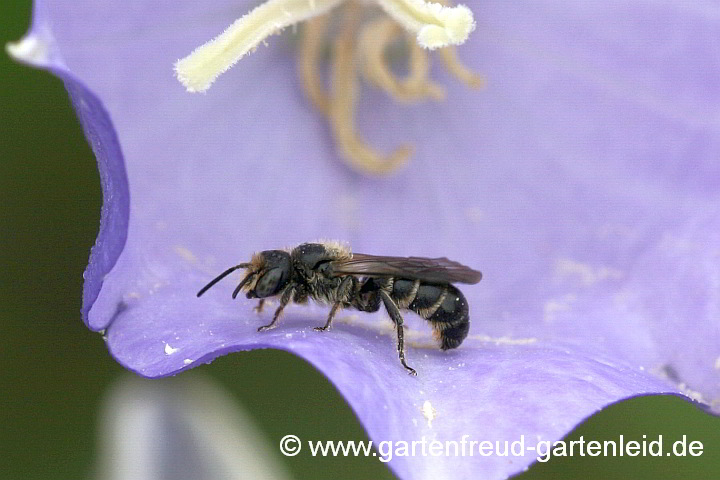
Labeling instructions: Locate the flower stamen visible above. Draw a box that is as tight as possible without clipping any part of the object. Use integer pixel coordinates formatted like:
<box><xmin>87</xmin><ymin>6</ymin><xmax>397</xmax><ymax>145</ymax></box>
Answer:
<box><xmin>438</xmin><ymin>46</ymin><xmax>486</xmax><ymax>90</ymax></box>
<box><xmin>176</xmin><ymin>0</ymin><xmax>482</xmax><ymax>175</ymax></box>
<box><xmin>298</xmin><ymin>15</ymin><xmax>331</xmax><ymax>114</ymax></box>
<box><xmin>175</xmin><ymin>0</ymin><xmax>343</xmax><ymax>92</ymax></box>
<box><xmin>328</xmin><ymin>5</ymin><xmax>414</xmax><ymax>174</ymax></box>
<box><xmin>374</xmin><ymin>0</ymin><xmax>475</xmax><ymax>49</ymax></box>
<box><xmin>359</xmin><ymin>18</ymin><xmax>445</xmax><ymax>103</ymax></box>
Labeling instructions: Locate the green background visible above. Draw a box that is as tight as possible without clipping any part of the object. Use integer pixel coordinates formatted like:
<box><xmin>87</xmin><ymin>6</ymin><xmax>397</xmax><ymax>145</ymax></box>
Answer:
<box><xmin>1</xmin><ymin>2</ymin><xmax>718</xmax><ymax>479</ymax></box>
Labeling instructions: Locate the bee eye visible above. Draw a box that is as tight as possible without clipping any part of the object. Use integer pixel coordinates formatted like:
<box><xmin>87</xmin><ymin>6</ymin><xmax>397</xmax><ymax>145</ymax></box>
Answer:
<box><xmin>253</xmin><ymin>267</ymin><xmax>288</xmax><ymax>298</ymax></box>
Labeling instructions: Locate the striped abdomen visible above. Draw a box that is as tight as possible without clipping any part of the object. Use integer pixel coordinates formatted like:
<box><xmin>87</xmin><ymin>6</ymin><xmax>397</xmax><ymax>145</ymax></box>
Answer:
<box><xmin>390</xmin><ymin>279</ymin><xmax>470</xmax><ymax>350</ymax></box>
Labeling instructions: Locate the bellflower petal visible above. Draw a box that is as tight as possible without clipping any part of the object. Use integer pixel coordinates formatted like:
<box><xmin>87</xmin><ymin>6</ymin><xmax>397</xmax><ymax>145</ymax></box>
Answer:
<box><xmin>6</xmin><ymin>1</ymin><xmax>130</xmax><ymax>322</ymax></box>
<box><xmin>9</xmin><ymin>1</ymin><xmax>719</xmax><ymax>479</ymax></box>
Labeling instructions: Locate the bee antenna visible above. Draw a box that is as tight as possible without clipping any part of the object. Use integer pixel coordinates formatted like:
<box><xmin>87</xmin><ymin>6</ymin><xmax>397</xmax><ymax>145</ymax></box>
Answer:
<box><xmin>232</xmin><ymin>271</ymin><xmax>258</xmax><ymax>299</ymax></box>
<box><xmin>197</xmin><ymin>264</ymin><xmax>250</xmax><ymax>297</ymax></box>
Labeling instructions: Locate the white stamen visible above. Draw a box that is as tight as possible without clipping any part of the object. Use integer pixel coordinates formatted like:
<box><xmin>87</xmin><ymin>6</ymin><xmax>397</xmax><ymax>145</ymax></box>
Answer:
<box><xmin>175</xmin><ymin>0</ymin><xmax>476</xmax><ymax>92</ymax></box>
<box><xmin>376</xmin><ymin>0</ymin><xmax>475</xmax><ymax>49</ymax></box>
<box><xmin>175</xmin><ymin>0</ymin><xmax>342</xmax><ymax>92</ymax></box>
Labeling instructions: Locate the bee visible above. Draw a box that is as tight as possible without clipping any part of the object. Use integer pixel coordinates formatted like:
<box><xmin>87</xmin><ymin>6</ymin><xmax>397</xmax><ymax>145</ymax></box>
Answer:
<box><xmin>197</xmin><ymin>242</ymin><xmax>482</xmax><ymax>375</ymax></box>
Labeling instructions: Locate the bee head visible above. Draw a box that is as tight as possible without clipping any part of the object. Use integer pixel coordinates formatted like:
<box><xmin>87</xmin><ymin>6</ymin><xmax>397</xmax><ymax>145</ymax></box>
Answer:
<box><xmin>246</xmin><ymin>250</ymin><xmax>292</xmax><ymax>298</ymax></box>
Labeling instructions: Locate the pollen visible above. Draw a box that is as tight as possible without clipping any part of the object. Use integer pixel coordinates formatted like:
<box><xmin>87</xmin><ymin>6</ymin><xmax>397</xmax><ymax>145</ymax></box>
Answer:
<box><xmin>421</xmin><ymin>399</ymin><xmax>437</xmax><ymax>427</ymax></box>
<box><xmin>175</xmin><ymin>0</ymin><xmax>483</xmax><ymax>176</ymax></box>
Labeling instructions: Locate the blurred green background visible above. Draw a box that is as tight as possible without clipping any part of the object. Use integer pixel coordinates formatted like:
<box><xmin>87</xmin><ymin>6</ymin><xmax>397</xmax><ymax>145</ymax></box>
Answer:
<box><xmin>1</xmin><ymin>2</ymin><xmax>718</xmax><ymax>479</ymax></box>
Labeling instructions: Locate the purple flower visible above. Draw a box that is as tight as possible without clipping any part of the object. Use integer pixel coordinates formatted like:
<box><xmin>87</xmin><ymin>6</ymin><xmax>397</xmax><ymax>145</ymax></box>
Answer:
<box><xmin>8</xmin><ymin>1</ymin><xmax>719</xmax><ymax>479</ymax></box>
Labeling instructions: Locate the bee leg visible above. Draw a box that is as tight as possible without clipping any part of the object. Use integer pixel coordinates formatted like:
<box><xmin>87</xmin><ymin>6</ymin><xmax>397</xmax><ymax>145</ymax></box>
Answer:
<box><xmin>314</xmin><ymin>301</ymin><xmax>341</xmax><ymax>332</ymax></box>
<box><xmin>380</xmin><ymin>290</ymin><xmax>417</xmax><ymax>376</ymax></box>
<box><xmin>315</xmin><ymin>276</ymin><xmax>353</xmax><ymax>332</ymax></box>
<box><xmin>253</xmin><ymin>299</ymin><xmax>265</xmax><ymax>313</ymax></box>
<box><xmin>258</xmin><ymin>287</ymin><xmax>295</xmax><ymax>332</ymax></box>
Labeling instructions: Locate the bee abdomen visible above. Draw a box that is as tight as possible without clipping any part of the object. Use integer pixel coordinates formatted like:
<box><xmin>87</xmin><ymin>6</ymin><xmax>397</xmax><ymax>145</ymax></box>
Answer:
<box><xmin>390</xmin><ymin>281</ymin><xmax>469</xmax><ymax>350</ymax></box>
<box><xmin>405</xmin><ymin>282</ymin><xmax>444</xmax><ymax>314</ymax></box>
<box><xmin>425</xmin><ymin>285</ymin><xmax>470</xmax><ymax>350</ymax></box>
<box><xmin>391</xmin><ymin>278</ymin><xmax>419</xmax><ymax>308</ymax></box>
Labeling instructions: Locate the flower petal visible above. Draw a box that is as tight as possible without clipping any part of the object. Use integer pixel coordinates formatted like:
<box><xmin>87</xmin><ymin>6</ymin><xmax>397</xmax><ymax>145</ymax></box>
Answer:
<box><xmin>11</xmin><ymin>1</ymin><xmax>720</xmax><ymax>479</ymax></box>
<box><xmin>7</xmin><ymin>1</ymin><xmax>130</xmax><ymax>323</ymax></box>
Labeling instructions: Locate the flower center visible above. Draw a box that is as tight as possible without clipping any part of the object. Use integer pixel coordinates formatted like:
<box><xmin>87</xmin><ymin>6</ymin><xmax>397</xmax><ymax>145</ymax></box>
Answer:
<box><xmin>175</xmin><ymin>0</ymin><xmax>482</xmax><ymax>176</ymax></box>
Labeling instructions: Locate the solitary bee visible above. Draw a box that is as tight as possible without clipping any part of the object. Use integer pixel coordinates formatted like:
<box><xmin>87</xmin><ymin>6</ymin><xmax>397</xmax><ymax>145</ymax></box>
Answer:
<box><xmin>197</xmin><ymin>242</ymin><xmax>482</xmax><ymax>375</ymax></box>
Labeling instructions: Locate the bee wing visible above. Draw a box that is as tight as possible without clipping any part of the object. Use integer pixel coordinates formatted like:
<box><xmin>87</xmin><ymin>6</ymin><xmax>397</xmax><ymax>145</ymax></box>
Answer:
<box><xmin>331</xmin><ymin>253</ymin><xmax>482</xmax><ymax>284</ymax></box>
